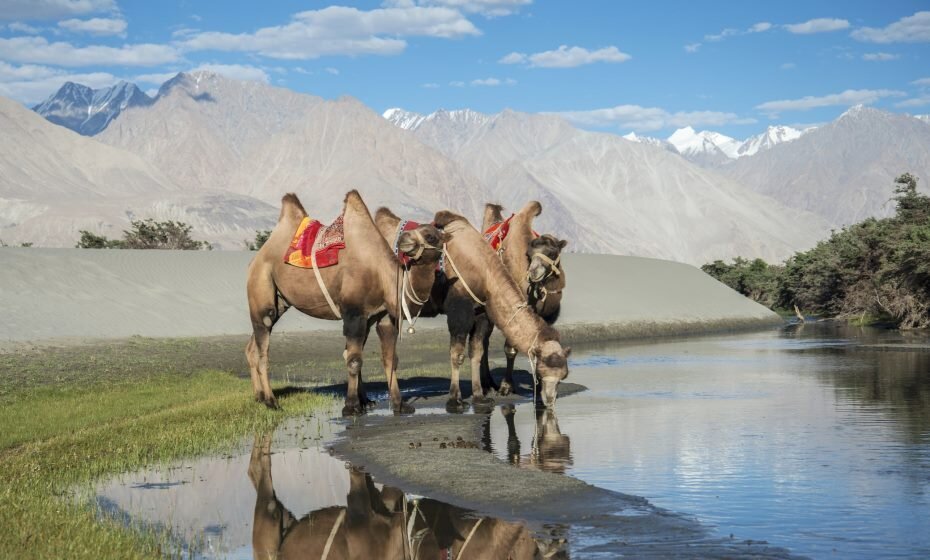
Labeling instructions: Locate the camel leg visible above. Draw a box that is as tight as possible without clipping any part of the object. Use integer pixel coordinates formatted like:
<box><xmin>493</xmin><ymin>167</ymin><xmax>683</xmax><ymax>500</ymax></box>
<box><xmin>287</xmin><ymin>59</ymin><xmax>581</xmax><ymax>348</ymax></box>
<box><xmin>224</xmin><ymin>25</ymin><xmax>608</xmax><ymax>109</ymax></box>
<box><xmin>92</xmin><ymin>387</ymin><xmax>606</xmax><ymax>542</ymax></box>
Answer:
<box><xmin>376</xmin><ymin>315</ymin><xmax>414</xmax><ymax>414</ymax></box>
<box><xmin>248</xmin><ymin>432</ymin><xmax>294</xmax><ymax>560</ymax></box>
<box><xmin>445</xmin><ymin>298</ymin><xmax>474</xmax><ymax>412</ymax></box>
<box><xmin>245</xmin><ymin>272</ymin><xmax>288</xmax><ymax>408</ymax></box>
<box><xmin>342</xmin><ymin>307</ymin><xmax>369</xmax><ymax>416</ymax></box>
<box><xmin>468</xmin><ymin>314</ymin><xmax>495</xmax><ymax>408</ymax></box>
<box><xmin>498</xmin><ymin>341</ymin><xmax>518</xmax><ymax>396</ymax></box>
<box><xmin>478</xmin><ymin>317</ymin><xmax>498</xmax><ymax>393</ymax></box>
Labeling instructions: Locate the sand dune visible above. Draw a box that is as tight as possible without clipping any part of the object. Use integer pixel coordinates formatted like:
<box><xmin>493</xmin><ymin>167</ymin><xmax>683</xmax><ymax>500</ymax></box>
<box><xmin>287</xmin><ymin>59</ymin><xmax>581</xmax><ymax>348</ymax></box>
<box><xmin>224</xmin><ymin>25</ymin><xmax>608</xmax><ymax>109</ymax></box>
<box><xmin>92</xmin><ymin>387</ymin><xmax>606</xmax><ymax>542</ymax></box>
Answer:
<box><xmin>0</xmin><ymin>249</ymin><xmax>779</xmax><ymax>345</ymax></box>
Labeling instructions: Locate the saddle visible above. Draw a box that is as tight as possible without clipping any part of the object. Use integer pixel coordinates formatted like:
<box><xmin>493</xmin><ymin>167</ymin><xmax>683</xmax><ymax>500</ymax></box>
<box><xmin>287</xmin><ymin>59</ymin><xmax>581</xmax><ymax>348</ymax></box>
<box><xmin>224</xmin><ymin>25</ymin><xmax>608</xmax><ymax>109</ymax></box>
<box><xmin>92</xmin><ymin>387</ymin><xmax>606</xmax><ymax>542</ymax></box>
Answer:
<box><xmin>483</xmin><ymin>214</ymin><xmax>539</xmax><ymax>251</ymax></box>
<box><xmin>283</xmin><ymin>214</ymin><xmax>345</xmax><ymax>268</ymax></box>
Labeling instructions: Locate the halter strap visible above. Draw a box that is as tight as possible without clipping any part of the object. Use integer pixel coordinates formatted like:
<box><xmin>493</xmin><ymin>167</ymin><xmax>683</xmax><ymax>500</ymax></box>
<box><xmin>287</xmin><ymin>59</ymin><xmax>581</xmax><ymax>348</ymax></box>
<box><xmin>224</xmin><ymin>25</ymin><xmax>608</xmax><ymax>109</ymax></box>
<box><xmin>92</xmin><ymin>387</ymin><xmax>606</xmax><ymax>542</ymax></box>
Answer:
<box><xmin>310</xmin><ymin>226</ymin><xmax>341</xmax><ymax>318</ymax></box>
<box><xmin>442</xmin><ymin>243</ymin><xmax>486</xmax><ymax>306</ymax></box>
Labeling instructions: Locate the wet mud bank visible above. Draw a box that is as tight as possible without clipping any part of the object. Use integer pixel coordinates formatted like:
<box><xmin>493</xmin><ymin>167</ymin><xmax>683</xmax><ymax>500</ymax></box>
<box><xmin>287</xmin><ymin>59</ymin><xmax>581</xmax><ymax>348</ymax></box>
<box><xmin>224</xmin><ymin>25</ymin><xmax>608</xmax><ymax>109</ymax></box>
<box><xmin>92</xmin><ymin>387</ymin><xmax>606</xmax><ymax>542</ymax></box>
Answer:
<box><xmin>330</xmin><ymin>399</ymin><xmax>802</xmax><ymax>558</ymax></box>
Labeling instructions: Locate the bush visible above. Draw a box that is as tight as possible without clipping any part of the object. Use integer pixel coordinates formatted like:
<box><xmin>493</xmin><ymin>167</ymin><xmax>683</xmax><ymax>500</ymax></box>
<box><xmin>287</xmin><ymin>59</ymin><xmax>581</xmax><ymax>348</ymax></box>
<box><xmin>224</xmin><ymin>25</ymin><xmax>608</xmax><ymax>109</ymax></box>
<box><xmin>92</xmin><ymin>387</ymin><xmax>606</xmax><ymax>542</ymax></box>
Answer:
<box><xmin>704</xmin><ymin>173</ymin><xmax>930</xmax><ymax>329</ymax></box>
<box><xmin>76</xmin><ymin>220</ymin><xmax>211</xmax><ymax>250</ymax></box>
<box><xmin>245</xmin><ymin>229</ymin><xmax>271</xmax><ymax>251</ymax></box>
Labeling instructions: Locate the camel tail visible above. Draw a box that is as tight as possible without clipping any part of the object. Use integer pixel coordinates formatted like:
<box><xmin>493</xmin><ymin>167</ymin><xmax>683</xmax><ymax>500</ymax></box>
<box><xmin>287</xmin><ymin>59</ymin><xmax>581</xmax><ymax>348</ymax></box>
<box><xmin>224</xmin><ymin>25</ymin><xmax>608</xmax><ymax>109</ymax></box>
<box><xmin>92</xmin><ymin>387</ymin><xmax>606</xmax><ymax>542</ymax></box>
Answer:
<box><xmin>279</xmin><ymin>193</ymin><xmax>307</xmax><ymax>222</ymax></box>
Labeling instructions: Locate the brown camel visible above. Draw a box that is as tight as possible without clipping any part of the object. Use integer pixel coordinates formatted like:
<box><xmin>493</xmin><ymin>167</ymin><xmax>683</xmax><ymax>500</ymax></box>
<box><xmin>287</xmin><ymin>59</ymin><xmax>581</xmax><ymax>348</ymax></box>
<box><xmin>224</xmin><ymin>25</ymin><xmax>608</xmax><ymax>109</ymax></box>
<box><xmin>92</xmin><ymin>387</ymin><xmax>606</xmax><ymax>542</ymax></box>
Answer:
<box><xmin>248</xmin><ymin>432</ymin><xmax>567</xmax><ymax>559</ymax></box>
<box><xmin>245</xmin><ymin>191</ymin><xmax>447</xmax><ymax>414</ymax></box>
<box><xmin>435</xmin><ymin>209</ymin><xmax>570</xmax><ymax>408</ymax></box>
<box><xmin>480</xmin><ymin>202</ymin><xmax>568</xmax><ymax>396</ymax></box>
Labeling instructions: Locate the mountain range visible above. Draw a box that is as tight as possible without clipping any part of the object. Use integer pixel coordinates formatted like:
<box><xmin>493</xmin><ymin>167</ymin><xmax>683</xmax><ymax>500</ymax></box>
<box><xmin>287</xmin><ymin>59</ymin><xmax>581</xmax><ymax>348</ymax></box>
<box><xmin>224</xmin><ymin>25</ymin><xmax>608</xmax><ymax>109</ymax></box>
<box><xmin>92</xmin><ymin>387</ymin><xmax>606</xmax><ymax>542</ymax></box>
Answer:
<box><xmin>2</xmin><ymin>72</ymin><xmax>928</xmax><ymax>263</ymax></box>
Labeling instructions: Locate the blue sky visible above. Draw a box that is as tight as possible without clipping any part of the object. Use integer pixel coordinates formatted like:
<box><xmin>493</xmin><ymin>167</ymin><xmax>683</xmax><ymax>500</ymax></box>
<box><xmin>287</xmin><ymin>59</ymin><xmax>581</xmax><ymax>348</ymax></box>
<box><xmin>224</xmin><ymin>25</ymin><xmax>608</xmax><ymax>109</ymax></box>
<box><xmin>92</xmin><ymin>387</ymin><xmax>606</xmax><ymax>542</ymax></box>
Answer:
<box><xmin>1</xmin><ymin>0</ymin><xmax>928</xmax><ymax>139</ymax></box>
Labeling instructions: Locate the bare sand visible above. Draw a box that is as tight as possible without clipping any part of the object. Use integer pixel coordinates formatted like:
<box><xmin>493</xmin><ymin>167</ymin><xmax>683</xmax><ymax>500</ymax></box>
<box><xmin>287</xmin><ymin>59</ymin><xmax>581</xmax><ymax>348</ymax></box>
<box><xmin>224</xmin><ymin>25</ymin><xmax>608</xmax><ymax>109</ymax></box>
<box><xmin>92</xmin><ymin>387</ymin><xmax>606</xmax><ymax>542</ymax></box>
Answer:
<box><xmin>0</xmin><ymin>248</ymin><xmax>780</xmax><ymax>346</ymax></box>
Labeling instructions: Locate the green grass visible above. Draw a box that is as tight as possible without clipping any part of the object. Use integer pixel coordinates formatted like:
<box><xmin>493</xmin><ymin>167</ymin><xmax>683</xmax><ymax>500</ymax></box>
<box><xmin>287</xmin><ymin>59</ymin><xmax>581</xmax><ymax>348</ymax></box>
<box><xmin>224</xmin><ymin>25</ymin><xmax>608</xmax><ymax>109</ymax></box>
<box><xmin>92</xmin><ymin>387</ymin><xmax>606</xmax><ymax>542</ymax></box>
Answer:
<box><xmin>0</xmin><ymin>368</ymin><xmax>331</xmax><ymax>559</ymax></box>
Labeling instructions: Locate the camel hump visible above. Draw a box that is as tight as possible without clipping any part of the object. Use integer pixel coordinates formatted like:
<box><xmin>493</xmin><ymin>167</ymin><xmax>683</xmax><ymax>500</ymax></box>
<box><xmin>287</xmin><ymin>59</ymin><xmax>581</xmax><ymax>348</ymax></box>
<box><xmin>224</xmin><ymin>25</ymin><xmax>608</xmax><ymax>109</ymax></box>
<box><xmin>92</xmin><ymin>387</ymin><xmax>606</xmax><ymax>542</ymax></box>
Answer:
<box><xmin>343</xmin><ymin>189</ymin><xmax>371</xmax><ymax>217</ymax></box>
<box><xmin>520</xmin><ymin>200</ymin><xmax>542</xmax><ymax>217</ymax></box>
<box><xmin>279</xmin><ymin>193</ymin><xmax>307</xmax><ymax>222</ymax></box>
<box><xmin>375</xmin><ymin>206</ymin><xmax>400</xmax><ymax>222</ymax></box>
<box><xmin>433</xmin><ymin>210</ymin><xmax>467</xmax><ymax>228</ymax></box>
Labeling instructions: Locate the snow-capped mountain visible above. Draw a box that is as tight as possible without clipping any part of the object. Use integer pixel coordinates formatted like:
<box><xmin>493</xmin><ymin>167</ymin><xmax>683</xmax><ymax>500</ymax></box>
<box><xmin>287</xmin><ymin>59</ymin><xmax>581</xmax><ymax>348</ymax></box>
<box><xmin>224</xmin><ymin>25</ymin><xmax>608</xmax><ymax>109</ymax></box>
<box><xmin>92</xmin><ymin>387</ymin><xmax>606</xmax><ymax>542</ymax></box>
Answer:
<box><xmin>917</xmin><ymin>114</ymin><xmax>929</xmax><ymax>124</ymax></box>
<box><xmin>736</xmin><ymin>125</ymin><xmax>803</xmax><ymax>157</ymax></box>
<box><xmin>32</xmin><ymin>81</ymin><xmax>153</xmax><ymax>136</ymax></box>
<box><xmin>622</xmin><ymin>132</ymin><xmax>680</xmax><ymax>154</ymax></box>
<box><xmin>667</xmin><ymin>126</ymin><xmax>740</xmax><ymax>167</ymax></box>
<box><xmin>719</xmin><ymin>105</ymin><xmax>930</xmax><ymax>226</ymax></box>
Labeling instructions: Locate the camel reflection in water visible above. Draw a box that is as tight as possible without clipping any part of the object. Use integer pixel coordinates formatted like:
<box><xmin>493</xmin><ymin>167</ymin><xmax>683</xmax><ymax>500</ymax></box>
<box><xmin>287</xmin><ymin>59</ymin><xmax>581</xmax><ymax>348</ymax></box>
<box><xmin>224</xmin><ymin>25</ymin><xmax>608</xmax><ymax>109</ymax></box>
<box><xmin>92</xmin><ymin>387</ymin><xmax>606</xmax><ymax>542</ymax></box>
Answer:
<box><xmin>249</xmin><ymin>433</ymin><xmax>568</xmax><ymax>560</ymax></box>
<box><xmin>501</xmin><ymin>406</ymin><xmax>572</xmax><ymax>475</ymax></box>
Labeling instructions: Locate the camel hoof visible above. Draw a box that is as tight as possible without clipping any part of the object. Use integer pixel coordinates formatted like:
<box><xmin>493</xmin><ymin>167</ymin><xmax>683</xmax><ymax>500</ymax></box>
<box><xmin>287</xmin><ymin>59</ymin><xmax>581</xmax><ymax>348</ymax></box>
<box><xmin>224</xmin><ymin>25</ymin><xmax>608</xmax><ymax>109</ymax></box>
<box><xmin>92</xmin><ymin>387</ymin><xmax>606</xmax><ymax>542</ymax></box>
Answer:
<box><xmin>342</xmin><ymin>400</ymin><xmax>364</xmax><ymax>417</ymax></box>
<box><xmin>445</xmin><ymin>399</ymin><xmax>468</xmax><ymax>414</ymax></box>
<box><xmin>263</xmin><ymin>398</ymin><xmax>280</xmax><ymax>410</ymax></box>
<box><xmin>472</xmin><ymin>399</ymin><xmax>495</xmax><ymax>415</ymax></box>
<box><xmin>393</xmin><ymin>401</ymin><xmax>415</xmax><ymax>415</ymax></box>
<box><xmin>497</xmin><ymin>381</ymin><xmax>513</xmax><ymax>396</ymax></box>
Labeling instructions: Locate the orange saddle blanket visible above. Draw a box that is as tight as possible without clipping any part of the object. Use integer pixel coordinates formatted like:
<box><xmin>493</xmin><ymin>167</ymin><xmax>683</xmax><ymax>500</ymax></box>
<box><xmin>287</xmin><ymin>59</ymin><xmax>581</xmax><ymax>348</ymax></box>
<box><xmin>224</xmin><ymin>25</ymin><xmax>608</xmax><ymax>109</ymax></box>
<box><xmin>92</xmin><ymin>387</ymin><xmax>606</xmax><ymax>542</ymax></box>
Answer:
<box><xmin>284</xmin><ymin>215</ymin><xmax>345</xmax><ymax>268</ymax></box>
<box><xmin>483</xmin><ymin>214</ymin><xmax>538</xmax><ymax>251</ymax></box>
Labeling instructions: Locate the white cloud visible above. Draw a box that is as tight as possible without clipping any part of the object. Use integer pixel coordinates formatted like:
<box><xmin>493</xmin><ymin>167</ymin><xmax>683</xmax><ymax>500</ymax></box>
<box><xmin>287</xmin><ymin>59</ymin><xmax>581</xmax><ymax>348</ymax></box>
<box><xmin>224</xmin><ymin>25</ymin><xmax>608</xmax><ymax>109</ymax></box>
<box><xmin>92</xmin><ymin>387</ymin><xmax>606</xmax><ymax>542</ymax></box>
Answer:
<box><xmin>0</xmin><ymin>0</ymin><xmax>116</xmax><ymax>21</ymax></box>
<box><xmin>133</xmin><ymin>71</ymin><xmax>178</xmax><ymax>85</ymax></box>
<box><xmin>449</xmin><ymin>80</ymin><xmax>465</xmax><ymax>87</ymax></box>
<box><xmin>470</xmin><ymin>76</ymin><xmax>515</xmax><ymax>86</ymax></box>
<box><xmin>402</xmin><ymin>0</ymin><xmax>531</xmax><ymax>17</ymax></box>
<box><xmin>784</xmin><ymin>18</ymin><xmax>850</xmax><ymax>34</ymax></box>
<box><xmin>852</xmin><ymin>11</ymin><xmax>930</xmax><ymax>43</ymax></box>
<box><xmin>498</xmin><ymin>51</ymin><xmax>526</xmax><ymax>64</ymax></box>
<box><xmin>500</xmin><ymin>45</ymin><xmax>630</xmax><ymax>68</ymax></box>
<box><xmin>704</xmin><ymin>21</ymin><xmax>771</xmax><ymax>42</ymax></box>
<box><xmin>325</xmin><ymin>67</ymin><xmax>339</xmax><ymax>75</ymax></box>
<box><xmin>756</xmin><ymin>89</ymin><xmax>906</xmax><ymax>113</ymax></box>
<box><xmin>58</xmin><ymin>17</ymin><xmax>127</xmax><ymax>37</ymax></box>
<box><xmin>684</xmin><ymin>43</ymin><xmax>701</xmax><ymax>53</ymax></box>
<box><xmin>750</xmin><ymin>22</ymin><xmax>772</xmax><ymax>33</ymax></box>
<box><xmin>0</xmin><ymin>61</ymin><xmax>118</xmax><ymax>104</ymax></box>
<box><xmin>780</xmin><ymin>62</ymin><xmax>797</xmax><ymax>70</ymax></box>
<box><xmin>181</xmin><ymin>5</ymin><xmax>479</xmax><ymax>60</ymax></box>
<box><xmin>862</xmin><ymin>52</ymin><xmax>899</xmax><ymax>61</ymax></box>
<box><xmin>0</xmin><ymin>36</ymin><xmax>180</xmax><ymax>67</ymax></box>
<box><xmin>551</xmin><ymin>104</ymin><xmax>756</xmax><ymax>132</ymax></box>
<box><xmin>8</xmin><ymin>22</ymin><xmax>41</xmax><ymax>34</ymax></box>
<box><xmin>421</xmin><ymin>82</ymin><xmax>439</xmax><ymax>88</ymax></box>
<box><xmin>895</xmin><ymin>96</ymin><xmax>930</xmax><ymax>108</ymax></box>
<box><xmin>912</xmin><ymin>77</ymin><xmax>930</xmax><ymax>87</ymax></box>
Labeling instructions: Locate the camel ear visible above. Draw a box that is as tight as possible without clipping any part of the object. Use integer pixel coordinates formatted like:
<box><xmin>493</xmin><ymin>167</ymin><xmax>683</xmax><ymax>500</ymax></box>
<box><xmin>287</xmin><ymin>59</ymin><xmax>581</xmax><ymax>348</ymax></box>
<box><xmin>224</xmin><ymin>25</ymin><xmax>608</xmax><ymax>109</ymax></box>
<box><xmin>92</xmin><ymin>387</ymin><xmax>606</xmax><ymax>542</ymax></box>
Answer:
<box><xmin>563</xmin><ymin>346</ymin><xmax>572</xmax><ymax>358</ymax></box>
<box><xmin>440</xmin><ymin>231</ymin><xmax>453</xmax><ymax>244</ymax></box>
<box><xmin>433</xmin><ymin>210</ymin><xmax>463</xmax><ymax>228</ymax></box>
<box><xmin>521</xmin><ymin>201</ymin><xmax>542</xmax><ymax>217</ymax></box>
<box><xmin>558</xmin><ymin>239</ymin><xmax>568</xmax><ymax>250</ymax></box>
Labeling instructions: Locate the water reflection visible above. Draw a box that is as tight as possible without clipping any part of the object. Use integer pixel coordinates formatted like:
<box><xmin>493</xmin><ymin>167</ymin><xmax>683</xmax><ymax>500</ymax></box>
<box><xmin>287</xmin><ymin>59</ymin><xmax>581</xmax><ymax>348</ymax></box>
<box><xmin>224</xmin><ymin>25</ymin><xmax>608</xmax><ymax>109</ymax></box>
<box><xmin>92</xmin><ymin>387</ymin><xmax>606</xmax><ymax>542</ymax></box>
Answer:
<box><xmin>249</xmin><ymin>432</ymin><xmax>568</xmax><ymax>560</ymax></box>
<box><xmin>500</xmin><ymin>406</ymin><xmax>572</xmax><ymax>475</ymax></box>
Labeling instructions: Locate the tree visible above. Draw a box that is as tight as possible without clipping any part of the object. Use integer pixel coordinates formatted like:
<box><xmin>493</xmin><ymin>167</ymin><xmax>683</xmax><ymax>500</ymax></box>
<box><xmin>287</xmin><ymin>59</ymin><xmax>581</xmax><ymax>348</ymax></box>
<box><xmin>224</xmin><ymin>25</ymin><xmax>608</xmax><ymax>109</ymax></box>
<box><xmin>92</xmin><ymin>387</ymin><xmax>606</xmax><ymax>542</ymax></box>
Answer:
<box><xmin>121</xmin><ymin>219</ymin><xmax>211</xmax><ymax>250</ymax></box>
<box><xmin>245</xmin><ymin>229</ymin><xmax>272</xmax><ymax>251</ymax></box>
<box><xmin>76</xmin><ymin>230</ymin><xmax>122</xmax><ymax>249</ymax></box>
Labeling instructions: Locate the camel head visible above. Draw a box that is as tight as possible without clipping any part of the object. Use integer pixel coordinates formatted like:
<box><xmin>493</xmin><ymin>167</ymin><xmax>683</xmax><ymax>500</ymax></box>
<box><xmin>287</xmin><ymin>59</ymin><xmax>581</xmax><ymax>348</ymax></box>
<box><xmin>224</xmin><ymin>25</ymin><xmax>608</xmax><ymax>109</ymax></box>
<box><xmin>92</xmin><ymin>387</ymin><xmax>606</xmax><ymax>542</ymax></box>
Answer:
<box><xmin>527</xmin><ymin>234</ymin><xmax>567</xmax><ymax>283</ymax></box>
<box><xmin>530</xmin><ymin>339</ymin><xmax>571</xmax><ymax>408</ymax></box>
<box><xmin>396</xmin><ymin>223</ymin><xmax>449</xmax><ymax>265</ymax></box>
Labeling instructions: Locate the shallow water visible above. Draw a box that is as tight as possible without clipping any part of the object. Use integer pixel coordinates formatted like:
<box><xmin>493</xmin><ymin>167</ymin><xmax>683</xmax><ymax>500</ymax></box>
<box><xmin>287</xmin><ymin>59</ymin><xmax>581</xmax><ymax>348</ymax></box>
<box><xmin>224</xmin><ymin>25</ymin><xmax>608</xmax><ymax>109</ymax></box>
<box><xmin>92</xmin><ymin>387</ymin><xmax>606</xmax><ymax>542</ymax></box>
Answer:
<box><xmin>93</xmin><ymin>324</ymin><xmax>930</xmax><ymax>558</ymax></box>
<box><xmin>490</xmin><ymin>323</ymin><xmax>930</xmax><ymax>559</ymax></box>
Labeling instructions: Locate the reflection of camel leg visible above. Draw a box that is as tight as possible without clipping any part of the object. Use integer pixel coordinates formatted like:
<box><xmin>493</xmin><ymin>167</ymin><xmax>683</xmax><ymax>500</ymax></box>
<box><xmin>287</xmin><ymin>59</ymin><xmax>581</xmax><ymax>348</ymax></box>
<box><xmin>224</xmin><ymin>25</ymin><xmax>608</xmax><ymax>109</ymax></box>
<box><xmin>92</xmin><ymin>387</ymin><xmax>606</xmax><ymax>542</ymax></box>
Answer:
<box><xmin>342</xmin><ymin>307</ymin><xmax>368</xmax><ymax>416</ymax></box>
<box><xmin>498</xmin><ymin>341</ymin><xmax>518</xmax><ymax>396</ymax></box>
<box><xmin>502</xmin><ymin>404</ymin><xmax>521</xmax><ymax>465</ymax></box>
<box><xmin>469</xmin><ymin>316</ymin><xmax>495</xmax><ymax>408</ymax></box>
<box><xmin>376</xmin><ymin>315</ymin><xmax>413</xmax><ymax>414</ymax></box>
<box><xmin>248</xmin><ymin>433</ymin><xmax>294</xmax><ymax>560</ymax></box>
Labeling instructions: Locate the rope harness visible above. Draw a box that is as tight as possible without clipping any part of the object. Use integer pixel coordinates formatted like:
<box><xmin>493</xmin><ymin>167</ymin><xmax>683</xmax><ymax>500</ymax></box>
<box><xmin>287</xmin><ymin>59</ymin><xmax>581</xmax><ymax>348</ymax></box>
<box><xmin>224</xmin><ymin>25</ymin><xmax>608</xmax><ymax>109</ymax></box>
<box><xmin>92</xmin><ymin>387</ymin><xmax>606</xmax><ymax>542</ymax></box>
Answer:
<box><xmin>392</xmin><ymin>220</ymin><xmax>439</xmax><ymax>336</ymax></box>
<box><xmin>310</xmin><ymin>226</ymin><xmax>341</xmax><ymax>319</ymax></box>
<box><xmin>526</xmin><ymin>252</ymin><xmax>562</xmax><ymax>306</ymax></box>
<box><xmin>441</xmin><ymin>243</ymin><xmax>486</xmax><ymax>307</ymax></box>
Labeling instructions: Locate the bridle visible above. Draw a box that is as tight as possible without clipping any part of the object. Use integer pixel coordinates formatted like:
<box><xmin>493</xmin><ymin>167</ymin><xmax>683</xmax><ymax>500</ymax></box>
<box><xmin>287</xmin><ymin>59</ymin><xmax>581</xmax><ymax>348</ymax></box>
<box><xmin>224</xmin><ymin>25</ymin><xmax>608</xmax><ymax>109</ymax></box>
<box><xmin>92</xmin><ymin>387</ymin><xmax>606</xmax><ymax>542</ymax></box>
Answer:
<box><xmin>526</xmin><ymin>251</ymin><xmax>562</xmax><ymax>305</ymax></box>
<box><xmin>391</xmin><ymin>220</ymin><xmax>441</xmax><ymax>335</ymax></box>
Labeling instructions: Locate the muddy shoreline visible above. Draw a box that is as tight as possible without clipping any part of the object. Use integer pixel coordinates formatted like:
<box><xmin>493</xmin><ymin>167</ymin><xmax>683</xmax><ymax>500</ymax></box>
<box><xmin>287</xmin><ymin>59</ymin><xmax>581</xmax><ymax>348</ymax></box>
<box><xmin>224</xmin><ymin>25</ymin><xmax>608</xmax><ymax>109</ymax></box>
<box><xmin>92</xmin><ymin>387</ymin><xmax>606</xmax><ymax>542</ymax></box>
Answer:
<box><xmin>329</xmin><ymin>394</ymin><xmax>803</xmax><ymax>558</ymax></box>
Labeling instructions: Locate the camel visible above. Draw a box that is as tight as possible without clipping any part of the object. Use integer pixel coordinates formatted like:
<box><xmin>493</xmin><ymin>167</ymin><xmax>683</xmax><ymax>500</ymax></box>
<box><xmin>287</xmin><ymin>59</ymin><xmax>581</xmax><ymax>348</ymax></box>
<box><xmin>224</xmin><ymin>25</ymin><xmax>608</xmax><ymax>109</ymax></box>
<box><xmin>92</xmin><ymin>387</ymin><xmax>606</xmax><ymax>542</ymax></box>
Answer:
<box><xmin>245</xmin><ymin>191</ymin><xmax>447</xmax><ymax>415</ymax></box>
<box><xmin>479</xmin><ymin>202</ymin><xmax>568</xmax><ymax>396</ymax></box>
<box><xmin>501</xmin><ymin>405</ymin><xmax>573</xmax><ymax>475</ymax></box>
<box><xmin>375</xmin><ymin>208</ymin><xmax>572</xmax><ymax>409</ymax></box>
<box><xmin>248</xmin><ymin>432</ymin><xmax>567</xmax><ymax>559</ymax></box>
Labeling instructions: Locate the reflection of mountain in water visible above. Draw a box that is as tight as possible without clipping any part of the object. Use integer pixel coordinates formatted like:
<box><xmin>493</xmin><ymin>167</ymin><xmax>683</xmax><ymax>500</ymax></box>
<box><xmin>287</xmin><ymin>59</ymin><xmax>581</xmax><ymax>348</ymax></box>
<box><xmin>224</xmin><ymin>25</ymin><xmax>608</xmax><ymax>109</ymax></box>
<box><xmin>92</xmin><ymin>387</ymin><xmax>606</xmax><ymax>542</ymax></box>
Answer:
<box><xmin>249</xmin><ymin>432</ymin><xmax>568</xmax><ymax>559</ymax></box>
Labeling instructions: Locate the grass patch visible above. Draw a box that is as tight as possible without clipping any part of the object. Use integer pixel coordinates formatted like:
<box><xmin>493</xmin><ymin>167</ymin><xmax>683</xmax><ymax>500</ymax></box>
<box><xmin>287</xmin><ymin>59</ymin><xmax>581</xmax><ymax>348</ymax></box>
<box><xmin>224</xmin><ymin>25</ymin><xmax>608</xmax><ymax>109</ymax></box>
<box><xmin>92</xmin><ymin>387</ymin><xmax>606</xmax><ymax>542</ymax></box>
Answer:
<box><xmin>0</xmin><ymin>368</ymin><xmax>332</xmax><ymax>559</ymax></box>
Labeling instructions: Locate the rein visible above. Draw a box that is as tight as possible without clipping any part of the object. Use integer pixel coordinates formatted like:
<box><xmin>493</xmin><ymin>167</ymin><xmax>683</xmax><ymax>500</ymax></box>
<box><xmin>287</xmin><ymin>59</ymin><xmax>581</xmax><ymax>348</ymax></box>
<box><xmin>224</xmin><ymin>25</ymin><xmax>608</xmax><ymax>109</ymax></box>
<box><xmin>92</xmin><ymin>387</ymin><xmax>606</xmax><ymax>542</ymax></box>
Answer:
<box><xmin>310</xmin><ymin>226</ymin><xmax>341</xmax><ymax>319</ymax></box>
<box><xmin>442</xmin><ymin>243</ymin><xmax>486</xmax><ymax>306</ymax></box>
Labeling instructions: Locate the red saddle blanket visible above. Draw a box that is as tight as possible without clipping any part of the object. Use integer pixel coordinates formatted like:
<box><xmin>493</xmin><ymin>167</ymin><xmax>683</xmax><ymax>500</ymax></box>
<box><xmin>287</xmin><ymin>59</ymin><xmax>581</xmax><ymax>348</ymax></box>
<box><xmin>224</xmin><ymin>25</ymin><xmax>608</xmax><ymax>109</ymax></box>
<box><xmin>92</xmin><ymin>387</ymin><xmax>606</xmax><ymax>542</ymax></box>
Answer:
<box><xmin>483</xmin><ymin>214</ymin><xmax>538</xmax><ymax>251</ymax></box>
<box><xmin>284</xmin><ymin>214</ymin><xmax>345</xmax><ymax>268</ymax></box>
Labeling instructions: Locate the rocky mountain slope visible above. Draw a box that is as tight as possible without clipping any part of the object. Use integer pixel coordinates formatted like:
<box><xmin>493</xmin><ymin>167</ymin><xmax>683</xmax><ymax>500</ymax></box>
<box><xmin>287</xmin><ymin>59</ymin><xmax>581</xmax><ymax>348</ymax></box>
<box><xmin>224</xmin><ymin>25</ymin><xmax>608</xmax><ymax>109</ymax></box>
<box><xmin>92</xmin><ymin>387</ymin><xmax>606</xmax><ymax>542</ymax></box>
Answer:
<box><xmin>32</xmin><ymin>81</ymin><xmax>154</xmax><ymax>136</ymax></box>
